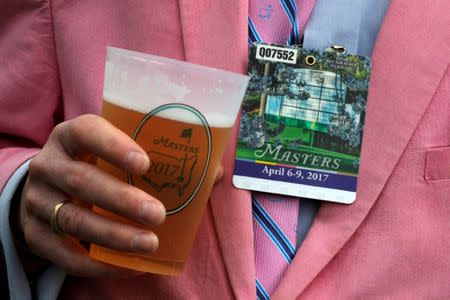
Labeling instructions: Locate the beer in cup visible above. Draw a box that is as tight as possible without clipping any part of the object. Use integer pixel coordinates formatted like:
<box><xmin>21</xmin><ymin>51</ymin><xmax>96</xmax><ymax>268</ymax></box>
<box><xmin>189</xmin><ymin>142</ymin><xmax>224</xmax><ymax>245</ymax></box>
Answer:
<box><xmin>89</xmin><ymin>47</ymin><xmax>249</xmax><ymax>275</ymax></box>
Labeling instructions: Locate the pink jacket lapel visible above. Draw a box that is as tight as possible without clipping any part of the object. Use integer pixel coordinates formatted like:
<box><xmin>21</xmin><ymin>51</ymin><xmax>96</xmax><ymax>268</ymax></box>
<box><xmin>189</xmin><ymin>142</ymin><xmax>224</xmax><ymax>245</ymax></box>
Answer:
<box><xmin>178</xmin><ymin>0</ymin><xmax>255</xmax><ymax>298</ymax></box>
<box><xmin>178</xmin><ymin>0</ymin><xmax>249</xmax><ymax>73</ymax></box>
<box><xmin>179</xmin><ymin>0</ymin><xmax>448</xmax><ymax>298</ymax></box>
<box><xmin>273</xmin><ymin>0</ymin><xmax>449</xmax><ymax>298</ymax></box>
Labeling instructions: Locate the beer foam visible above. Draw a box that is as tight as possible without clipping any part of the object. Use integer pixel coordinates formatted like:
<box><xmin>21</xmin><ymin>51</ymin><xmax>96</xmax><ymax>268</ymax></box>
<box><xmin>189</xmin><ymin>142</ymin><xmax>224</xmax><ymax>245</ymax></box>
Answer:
<box><xmin>104</xmin><ymin>95</ymin><xmax>237</xmax><ymax>128</ymax></box>
<box><xmin>103</xmin><ymin>47</ymin><xmax>249</xmax><ymax>128</ymax></box>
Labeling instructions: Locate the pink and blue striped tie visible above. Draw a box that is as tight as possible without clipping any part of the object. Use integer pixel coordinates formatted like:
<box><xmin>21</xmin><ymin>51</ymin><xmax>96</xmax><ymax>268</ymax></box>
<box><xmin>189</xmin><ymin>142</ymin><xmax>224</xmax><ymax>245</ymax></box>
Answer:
<box><xmin>252</xmin><ymin>193</ymin><xmax>298</xmax><ymax>298</ymax></box>
<box><xmin>248</xmin><ymin>0</ymin><xmax>316</xmax><ymax>46</ymax></box>
<box><xmin>248</xmin><ymin>0</ymin><xmax>316</xmax><ymax>298</ymax></box>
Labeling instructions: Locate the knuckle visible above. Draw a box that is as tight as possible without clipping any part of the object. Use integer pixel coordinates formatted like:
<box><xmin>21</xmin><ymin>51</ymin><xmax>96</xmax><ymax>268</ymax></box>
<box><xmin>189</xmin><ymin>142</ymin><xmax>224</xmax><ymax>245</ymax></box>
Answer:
<box><xmin>93</xmin><ymin>218</ymin><xmax>136</xmax><ymax>251</ymax></box>
<box><xmin>22</xmin><ymin>185</ymin><xmax>40</xmax><ymax>213</ymax></box>
<box><xmin>69</xmin><ymin>114</ymin><xmax>99</xmax><ymax>141</ymax></box>
<box><xmin>52</xmin><ymin>121</ymin><xmax>71</xmax><ymax>149</ymax></box>
<box><xmin>69</xmin><ymin>119</ymin><xmax>88</xmax><ymax>142</ymax></box>
<box><xmin>103</xmin><ymin>225</ymin><xmax>121</xmax><ymax>243</ymax></box>
<box><xmin>108</xmin><ymin>226</ymin><xmax>133</xmax><ymax>251</ymax></box>
<box><xmin>104</xmin><ymin>134</ymin><xmax>124</xmax><ymax>153</ymax></box>
<box><xmin>89</xmin><ymin>220</ymin><xmax>128</xmax><ymax>251</ymax></box>
<box><xmin>117</xmin><ymin>186</ymin><xmax>140</xmax><ymax>216</ymax></box>
<box><xmin>52</xmin><ymin>121</ymin><xmax>67</xmax><ymax>137</ymax></box>
<box><xmin>28</xmin><ymin>156</ymin><xmax>46</xmax><ymax>178</ymax></box>
<box><xmin>64</xmin><ymin>165</ymin><xmax>90</xmax><ymax>193</ymax></box>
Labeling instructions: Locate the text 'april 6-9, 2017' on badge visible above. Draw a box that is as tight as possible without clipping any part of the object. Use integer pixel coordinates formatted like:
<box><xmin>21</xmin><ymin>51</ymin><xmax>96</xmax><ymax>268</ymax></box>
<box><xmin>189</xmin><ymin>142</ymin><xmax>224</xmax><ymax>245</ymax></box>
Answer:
<box><xmin>233</xmin><ymin>43</ymin><xmax>372</xmax><ymax>204</ymax></box>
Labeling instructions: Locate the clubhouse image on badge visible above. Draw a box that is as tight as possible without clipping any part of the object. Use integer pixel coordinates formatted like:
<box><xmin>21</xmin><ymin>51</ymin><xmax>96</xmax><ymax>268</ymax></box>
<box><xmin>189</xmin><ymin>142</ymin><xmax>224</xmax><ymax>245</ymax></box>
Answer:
<box><xmin>233</xmin><ymin>43</ymin><xmax>372</xmax><ymax>204</ymax></box>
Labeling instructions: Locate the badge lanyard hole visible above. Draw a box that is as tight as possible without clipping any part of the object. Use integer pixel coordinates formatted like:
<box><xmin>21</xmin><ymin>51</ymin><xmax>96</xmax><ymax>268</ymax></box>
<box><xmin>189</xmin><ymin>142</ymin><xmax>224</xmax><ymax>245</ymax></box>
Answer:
<box><xmin>305</xmin><ymin>55</ymin><xmax>316</xmax><ymax>66</ymax></box>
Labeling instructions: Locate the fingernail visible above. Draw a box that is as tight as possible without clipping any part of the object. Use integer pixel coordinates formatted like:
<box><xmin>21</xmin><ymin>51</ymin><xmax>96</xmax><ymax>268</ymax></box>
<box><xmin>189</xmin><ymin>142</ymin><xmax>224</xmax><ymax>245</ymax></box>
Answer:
<box><xmin>125</xmin><ymin>151</ymin><xmax>149</xmax><ymax>173</ymax></box>
<box><xmin>131</xmin><ymin>233</ymin><xmax>158</xmax><ymax>253</ymax></box>
<box><xmin>139</xmin><ymin>202</ymin><xmax>166</xmax><ymax>225</ymax></box>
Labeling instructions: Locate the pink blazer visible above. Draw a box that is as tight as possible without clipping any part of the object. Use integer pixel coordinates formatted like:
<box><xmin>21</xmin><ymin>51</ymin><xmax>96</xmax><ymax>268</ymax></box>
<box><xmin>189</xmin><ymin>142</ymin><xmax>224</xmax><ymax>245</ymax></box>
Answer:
<box><xmin>1</xmin><ymin>0</ymin><xmax>449</xmax><ymax>298</ymax></box>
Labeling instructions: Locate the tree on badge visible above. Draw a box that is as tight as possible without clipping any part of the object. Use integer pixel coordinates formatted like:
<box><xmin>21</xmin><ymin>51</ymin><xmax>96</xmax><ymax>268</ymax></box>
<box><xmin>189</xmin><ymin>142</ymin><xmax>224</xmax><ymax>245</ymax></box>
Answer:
<box><xmin>328</xmin><ymin>103</ymin><xmax>363</xmax><ymax>148</ymax></box>
<box><xmin>247</xmin><ymin>62</ymin><xmax>312</xmax><ymax>119</ymax></box>
<box><xmin>271</xmin><ymin>64</ymin><xmax>309</xmax><ymax>100</ymax></box>
<box><xmin>238</xmin><ymin>113</ymin><xmax>285</xmax><ymax>149</ymax></box>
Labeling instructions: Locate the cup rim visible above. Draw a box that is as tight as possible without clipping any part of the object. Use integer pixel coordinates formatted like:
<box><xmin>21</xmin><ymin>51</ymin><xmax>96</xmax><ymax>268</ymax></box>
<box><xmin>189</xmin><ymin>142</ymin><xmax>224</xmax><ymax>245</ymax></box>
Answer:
<box><xmin>106</xmin><ymin>46</ymin><xmax>249</xmax><ymax>82</ymax></box>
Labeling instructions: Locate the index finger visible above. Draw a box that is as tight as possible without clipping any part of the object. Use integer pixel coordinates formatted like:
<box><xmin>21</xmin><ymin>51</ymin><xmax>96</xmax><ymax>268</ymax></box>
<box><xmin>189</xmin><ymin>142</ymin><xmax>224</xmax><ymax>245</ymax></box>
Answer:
<box><xmin>57</xmin><ymin>114</ymin><xmax>149</xmax><ymax>175</ymax></box>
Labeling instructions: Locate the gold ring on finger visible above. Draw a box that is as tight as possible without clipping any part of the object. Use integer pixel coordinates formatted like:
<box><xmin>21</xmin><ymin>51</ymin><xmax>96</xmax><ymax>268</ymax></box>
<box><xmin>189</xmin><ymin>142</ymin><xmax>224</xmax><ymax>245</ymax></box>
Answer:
<box><xmin>50</xmin><ymin>201</ymin><xmax>68</xmax><ymax>235</ymax></box>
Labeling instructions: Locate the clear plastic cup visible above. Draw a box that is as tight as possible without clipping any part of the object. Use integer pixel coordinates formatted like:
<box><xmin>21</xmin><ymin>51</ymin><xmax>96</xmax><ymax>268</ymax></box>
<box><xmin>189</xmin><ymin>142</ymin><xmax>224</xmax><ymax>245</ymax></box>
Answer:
<box><xmin>89</xmin><ymin>47</ymin><xmax>249</xmax><ymax>275</ymax></box>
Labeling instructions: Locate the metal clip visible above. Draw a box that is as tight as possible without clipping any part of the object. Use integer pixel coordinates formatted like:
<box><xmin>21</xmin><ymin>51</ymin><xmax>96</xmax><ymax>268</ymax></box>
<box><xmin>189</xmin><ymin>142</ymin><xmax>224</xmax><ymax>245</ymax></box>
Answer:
<box><xmin>324</xmin><ymin>45</ymin><xmax>347</xmax><ymax>54</ymax></box>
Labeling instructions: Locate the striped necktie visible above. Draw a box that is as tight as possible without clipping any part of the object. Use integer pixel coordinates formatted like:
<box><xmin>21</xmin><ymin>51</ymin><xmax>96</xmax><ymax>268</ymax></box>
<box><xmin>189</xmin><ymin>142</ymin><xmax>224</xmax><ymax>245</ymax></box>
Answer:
<box><xmin>248</xmin><ymin>0</ymin><xmax>316</xmax><ymax>46</ymax></box>
<box><xmin>252</xmin><ymin>193</ymin><xmax>298</xmax><ymax>298</ymax></box>
<box><xmin>248</xmin><ymin>0</ymin><xmax>316</xmax><ymax>298</ymax></box>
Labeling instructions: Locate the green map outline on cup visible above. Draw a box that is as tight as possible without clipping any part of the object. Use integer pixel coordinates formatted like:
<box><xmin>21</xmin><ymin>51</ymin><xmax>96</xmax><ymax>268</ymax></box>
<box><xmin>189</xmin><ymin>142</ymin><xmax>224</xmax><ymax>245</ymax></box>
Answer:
<box><xmin>128</xmin><ymin>103</ymin><xmax>212</xmax><ymax>215</ymax></box>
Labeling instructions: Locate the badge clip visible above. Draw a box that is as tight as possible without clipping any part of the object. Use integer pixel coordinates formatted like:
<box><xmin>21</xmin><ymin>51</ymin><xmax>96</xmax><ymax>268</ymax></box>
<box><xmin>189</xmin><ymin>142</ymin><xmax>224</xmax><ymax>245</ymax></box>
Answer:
<box><xmin>324</xmin><ymin>45</ymin><xmax>347</xmax><ymax>54</ymax></box>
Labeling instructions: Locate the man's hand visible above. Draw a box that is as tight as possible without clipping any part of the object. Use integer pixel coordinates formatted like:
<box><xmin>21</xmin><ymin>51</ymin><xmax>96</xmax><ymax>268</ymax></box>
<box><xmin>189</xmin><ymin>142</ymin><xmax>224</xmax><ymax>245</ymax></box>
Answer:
<box><xmin>18</xmin><ymin>114</ymin><xmax>224</xmax><ymax>277</ymax></box>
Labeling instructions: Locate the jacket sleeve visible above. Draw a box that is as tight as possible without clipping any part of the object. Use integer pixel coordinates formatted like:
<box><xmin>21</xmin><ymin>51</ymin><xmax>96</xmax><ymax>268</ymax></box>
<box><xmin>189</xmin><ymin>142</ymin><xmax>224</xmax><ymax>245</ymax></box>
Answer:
<box><xmin>0</xmin><ymin>0</ymin><xmax>62</xmax><ymax>186</ymax></box>
<box><xmin>0</xmin><ymin>1</ymin><xmax>63</xmax><ymax>299</ymax></box>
